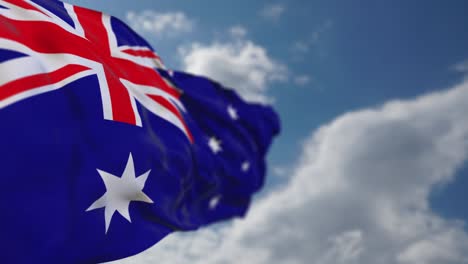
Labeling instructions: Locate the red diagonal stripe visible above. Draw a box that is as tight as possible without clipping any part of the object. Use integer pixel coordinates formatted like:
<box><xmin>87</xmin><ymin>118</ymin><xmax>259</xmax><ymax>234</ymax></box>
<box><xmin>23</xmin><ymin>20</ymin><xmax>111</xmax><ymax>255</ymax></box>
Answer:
<box><xmin>121</xmin><ymin>48</ymin><xmax>160</xmax><ymax>59</ymax></box>
<box><xmin>0</xmin><ymin>16</ymin><xmax>96</xmax><ymax>60</ymax></box>
<box><xmin>111</xmin><ymin>57</ymin><xmax>180</xmax><ymax>98</ymax></box>
<box><xmin>0</xmin><ymin>64</ymin><xmax>90</xmax><ymax>101</ymax></box>
<box><xmin>103</xmin><ymin>68</ymin><xmax>137</xmax><ymax>125</ymax></box>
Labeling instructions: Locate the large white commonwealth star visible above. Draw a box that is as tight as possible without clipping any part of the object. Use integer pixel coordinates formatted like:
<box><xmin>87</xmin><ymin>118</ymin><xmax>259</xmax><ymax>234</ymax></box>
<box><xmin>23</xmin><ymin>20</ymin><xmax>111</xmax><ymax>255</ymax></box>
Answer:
<box><xmin>86</xmin><ymin>153</ymin><xmax>154</xmax><ymax>233</ymax></box>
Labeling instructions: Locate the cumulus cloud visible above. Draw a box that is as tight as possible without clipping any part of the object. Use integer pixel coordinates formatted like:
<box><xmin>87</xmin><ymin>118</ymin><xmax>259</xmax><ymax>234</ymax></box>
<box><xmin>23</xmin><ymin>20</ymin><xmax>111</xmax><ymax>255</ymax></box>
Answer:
<box><xmin>111</xmin><ymin>78</ymin><xmax>468</xmax><ymax>264</ymax></box>
<box><xmin>126</xmin><ymin>10</ymin><xmax>193</xmax><ymax>37</ymax></box>
<box><xmin>260</xmin><ymin>4</ymin><xmax>285</xmax><ymax>21</ymax></box>
<box><xmin>178</xmin><ymin>40</ymin><xmax>287</xmax><ymax>103</ymax></box>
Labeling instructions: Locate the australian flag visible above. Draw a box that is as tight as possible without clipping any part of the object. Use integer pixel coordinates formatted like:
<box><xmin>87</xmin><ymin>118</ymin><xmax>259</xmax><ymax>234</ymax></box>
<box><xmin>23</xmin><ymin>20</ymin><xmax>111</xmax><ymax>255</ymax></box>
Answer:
<box><xmin>0</xmin><ymin>0</ymin><xmax>279</xmax><ymax>263</ymax></box>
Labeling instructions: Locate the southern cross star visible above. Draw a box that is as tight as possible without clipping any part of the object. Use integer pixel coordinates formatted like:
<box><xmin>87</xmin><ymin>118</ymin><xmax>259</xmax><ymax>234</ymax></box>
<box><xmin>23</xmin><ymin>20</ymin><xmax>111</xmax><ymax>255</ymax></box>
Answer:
<box><xmin>227</xmin><ymin>105</ymin><xmax>239</xmax><ymax>120</ymax></box>
<box><xmin>209</xmin><ymin>195</ymin><xmax>222</xmax><ymax>210</ymax></box>
<box><xmin>241</xmin><ymin>161</ymin><xmax>251</xmax><ymax>172</ymax></box>
<box><xmin>86</xmin><ymin>153</ymin><xmax>154</xmax><ymax>233</ymax></box>
<box><xmin>208</xmin><ymin>137</ymin><xmax>222</xmax><ymax>154</ymax></box>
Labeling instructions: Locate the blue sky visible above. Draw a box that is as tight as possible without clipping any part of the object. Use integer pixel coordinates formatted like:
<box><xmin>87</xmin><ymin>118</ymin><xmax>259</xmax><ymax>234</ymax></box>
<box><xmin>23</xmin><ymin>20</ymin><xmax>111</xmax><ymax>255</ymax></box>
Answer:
<box><xmin>66</xmin><ymin>1</ymin><xmax>468</xmax><ymax>263</ymax></box>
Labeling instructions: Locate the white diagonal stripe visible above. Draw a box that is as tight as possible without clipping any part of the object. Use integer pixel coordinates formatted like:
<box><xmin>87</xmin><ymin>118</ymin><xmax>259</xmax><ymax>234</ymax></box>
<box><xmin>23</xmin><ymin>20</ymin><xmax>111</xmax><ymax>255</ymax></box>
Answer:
<box><xmin>0</xmin><ymin>0</ymin><xmax>83</xmax><ymax>38</ymax></box>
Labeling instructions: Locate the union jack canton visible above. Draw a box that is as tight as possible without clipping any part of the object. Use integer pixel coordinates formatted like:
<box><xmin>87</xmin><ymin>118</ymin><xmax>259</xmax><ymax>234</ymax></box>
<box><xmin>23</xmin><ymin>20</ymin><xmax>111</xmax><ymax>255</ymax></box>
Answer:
<box><xmin>0</xmin><ymin>0</ymin><xmax>192</xmax><ymax>140</ymax></box>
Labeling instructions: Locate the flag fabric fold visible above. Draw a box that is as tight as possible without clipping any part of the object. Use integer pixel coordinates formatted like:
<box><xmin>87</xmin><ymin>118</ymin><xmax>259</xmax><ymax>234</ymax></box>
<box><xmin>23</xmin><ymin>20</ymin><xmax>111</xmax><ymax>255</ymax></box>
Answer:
<box><xmin>161</xmin><ymin>70</ymin><xmax>280</xmax><ymax>224</ymax></box>
<box><xmin>0</xmin><ymin>0</ymin><xmax>279</xmax><ymax>263</ymax></box>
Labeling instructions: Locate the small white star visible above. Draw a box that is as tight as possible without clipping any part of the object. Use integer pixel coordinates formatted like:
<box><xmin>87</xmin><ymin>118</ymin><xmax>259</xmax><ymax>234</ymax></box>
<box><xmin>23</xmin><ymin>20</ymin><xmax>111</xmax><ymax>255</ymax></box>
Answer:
<box><xmin>209</xmin><ymin>195</ymin><xmax>222</xmax><ymax>210</ymax></box>
<box><xmin>227</xmin><ymin>105</ymin><xmax>239</xmax><ymax>120</ymax></box>
<box><xmin>208</xmin><ymin>137</ymin><xmax>222</xmax><ymax>154</ymax></box>
<box><xmin>241</xmin><ymin>161</ymin><xmax>251</xmax><ymax>172</ymax></box>
<box><xmin>86</xmin><ymin>153</ymin><xmax>154</xmax><ymax>233</ymax></box>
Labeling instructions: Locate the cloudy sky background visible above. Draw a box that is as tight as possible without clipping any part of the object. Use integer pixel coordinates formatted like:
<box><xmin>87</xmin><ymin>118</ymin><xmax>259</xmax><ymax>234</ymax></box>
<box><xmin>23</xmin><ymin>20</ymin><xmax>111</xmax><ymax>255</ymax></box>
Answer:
<box><xmin>66</xmin><ymin>1</ymin><xmax>468</xmax><ymax>263</ymax></box>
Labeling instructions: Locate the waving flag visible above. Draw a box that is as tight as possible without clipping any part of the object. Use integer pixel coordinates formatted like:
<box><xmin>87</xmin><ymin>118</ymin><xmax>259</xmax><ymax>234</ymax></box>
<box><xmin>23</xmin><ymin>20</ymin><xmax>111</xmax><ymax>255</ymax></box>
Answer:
<box><xmin>0</xmin><ymin>0</ymin><xmax>279</xmax><ymax>263</ymax></box>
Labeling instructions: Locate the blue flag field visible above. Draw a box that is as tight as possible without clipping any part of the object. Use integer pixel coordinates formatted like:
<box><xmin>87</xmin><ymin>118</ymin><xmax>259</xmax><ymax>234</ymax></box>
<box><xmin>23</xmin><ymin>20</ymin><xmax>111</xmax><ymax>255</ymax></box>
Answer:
<box><xmin>0</xmin><ymin>0</ymin><xmax>279</xmax><ymax>262</ymax></box>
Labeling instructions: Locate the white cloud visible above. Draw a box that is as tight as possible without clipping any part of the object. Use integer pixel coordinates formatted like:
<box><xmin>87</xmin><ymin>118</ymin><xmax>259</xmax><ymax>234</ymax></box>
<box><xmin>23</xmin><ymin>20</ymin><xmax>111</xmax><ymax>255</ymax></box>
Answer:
<box><xmin>294</xmin><ymin>75</ymin><xmax>311</xmax><ymax>86</ymax></box>
<box><xmin>229</xmin><ymin>25</ymin><xmax>248</xmax><ymax>39</ymax></box>
<box><xmin>260</xmin><ymin>4</ymin><xmax>285</xmax><ymax>21</ymax></box>
<box><xmin>178</xmin><ymin>40</ymin><xmax>287</xmax><ymax>103</ymax></box>
<box><xmin>126</xmin><ymin>10</ymin><xmax>193</xmax><ymax>37</ymax></box>
<box><xmin>110</xmin><ymin>78</ymin><xmax>468</xmax><ymax>264</ymax></box>
<box><xmin>453</xmin><ymin>59</ymin><xmax>468</xmax><ymax>74</ymax></box>
<box><xmin>397</xmin><ymin>230</ymin><xmax>468</xmax><ymax>264</ymax></box>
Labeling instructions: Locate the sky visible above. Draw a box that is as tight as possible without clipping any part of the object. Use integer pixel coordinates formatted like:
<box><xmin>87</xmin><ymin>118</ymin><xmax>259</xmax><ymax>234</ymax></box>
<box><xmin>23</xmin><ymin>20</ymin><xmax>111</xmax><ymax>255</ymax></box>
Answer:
<box><xmin>65</xmin><ymin>0</ymin><xmax>468</xmax><ymax>263</ymax></box>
